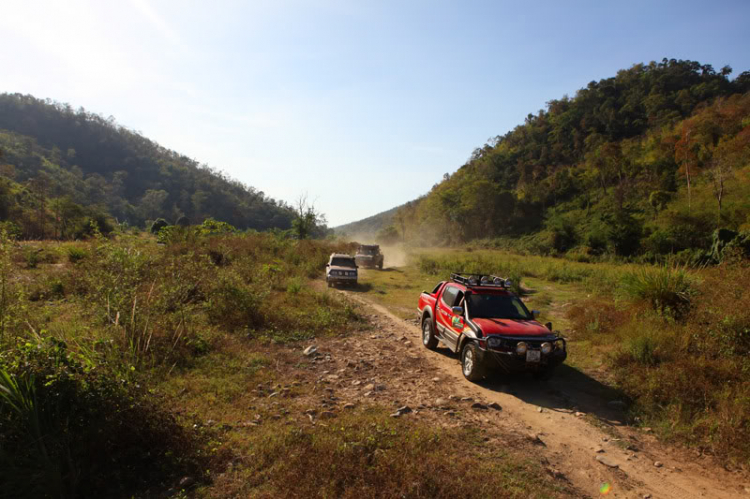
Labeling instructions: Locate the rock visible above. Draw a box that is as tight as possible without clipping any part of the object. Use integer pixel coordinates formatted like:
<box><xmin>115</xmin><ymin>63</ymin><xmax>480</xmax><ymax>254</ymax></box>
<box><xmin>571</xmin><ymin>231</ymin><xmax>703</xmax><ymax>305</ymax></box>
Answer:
<box><xmin>303</xmin><ymin>345</ymin><xmax>318</xmax><ymax>356</ymax></box>
<box><xmin>390</xmin><ymin>412</ymin><xmax>402</xmax><ymax>418</ymax></box>
<box><xmin>528</xmin><ymin>433</ymin><xmax>546</xmax><ymax>446</ymax></box>
<box><xmin>537</xmin><ymin>407</ymin><xmax>544</xmax><ymax>413</ymax></box>
<box><xmin>364</xmin><ymin>391</ymin><xmax>373</xmax><ymax>397</ymax></box>
<box><xmin>488</xmin><ymin>402</ymin><xmax>502</xmax><ymax>411</ymax></box>
<box><xmin>435</xmin><ymin>398</ymin><xmax>449</xmax><ymax>408</ymax></box>
<box><xmin>432</xmin><ymin>377</ymin><xmax>440</xmax><ymax>382</ymax></box>
<box><xmin>351</xmin><ymin>380</ymin><xmax>361</xmax><ymax>386</ymax></box>
<box><xmin>343</xmin><ymin>403</ymin><xmax>356</xmax><ymax>410</ymax></box>
<box><xmin>396</xmin><ymin>405</ymin><xmax>412</xmax><ymax>415</ymax></box>
<box><xmin>547</xmin><ymin>468</ymin><xmax>566</xmax><ymax>479</ymax></box>
<box><xmin>654</xmin><ymin>461</ymin><xmax>663</xmax><ymax>468</ymax></box>
<box><xmin>595</xmin><ymin>455</ymin><xmax>619</xmax><ymax>468</ymax></box>
<box><xmin>460</xmin><ymin>397</ymin><xmax>473</xmax><ymax>402</ymax></box>
<box><xmin>471</xmin><ymin>402</ymin><xmax>488</xmax><ymax>410</ymax></box>
<box><xmin>574</xmin><ymin>412</ymin><xmax>585</xmax><ymax>417</ymax></box>
<box><xmin>178</xmin><ymin>476</ymin><xmax>195</xmax><ymax>488</ymax></box>
<box><xmin>374</xmin><ymin>384</ymin><xmax>386</xmax><ymax>391</ymax></box>
<box><xmin>608</xmin><ymin>400</ymin><xmax>627</xmax><ymax>410</ymax></box>
<box><xmin>595</xmin><ymin>447</ymin><xmax>605</xmax><ymax>453</ymax></box>
<box><xmin>364</xmin><ymin>383</ymin><xmax>375</xmax><ymax>391</ymax></box>
<box><xmin>268</xmin><ymin>392</ymin><xmax>279</xmax><ymax>398</ymax></box>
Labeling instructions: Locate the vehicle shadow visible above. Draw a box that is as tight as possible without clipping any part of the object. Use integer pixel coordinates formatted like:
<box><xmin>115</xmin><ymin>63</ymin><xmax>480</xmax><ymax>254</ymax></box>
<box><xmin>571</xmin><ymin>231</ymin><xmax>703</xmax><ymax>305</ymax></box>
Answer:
<box><xmin>344</xmin><ymin>282</ymin><xmax>374</xmax><ymax>293</ymax></box>
<box><xmin>432</xmin><ymin>346</ymin><xmax>630</xmax><ymax>425</ymax></box>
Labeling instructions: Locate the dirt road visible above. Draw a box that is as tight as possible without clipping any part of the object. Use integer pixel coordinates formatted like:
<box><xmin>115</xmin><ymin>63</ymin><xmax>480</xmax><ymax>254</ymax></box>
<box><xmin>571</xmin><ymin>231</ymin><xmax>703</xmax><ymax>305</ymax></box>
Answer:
<box><xmin>336</xmin><ymin>287</ymin><xmax>749</xmax><ymax>499</ymax></box>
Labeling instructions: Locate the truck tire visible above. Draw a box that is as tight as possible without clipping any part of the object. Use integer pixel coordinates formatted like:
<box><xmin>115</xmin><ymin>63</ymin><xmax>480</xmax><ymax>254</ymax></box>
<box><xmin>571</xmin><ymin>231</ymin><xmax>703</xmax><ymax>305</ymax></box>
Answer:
<box><xmin>421</xmin><ymin>317</ymin><xmax>438</xmax><ymax>350</ymax></box>
<box><xmin>377</xmin><ymin>258</ymin><xmax>383</xmax><ymax>270</ymax></box>
<box><xmin>461</xmin><ymin>342</ymin><xmax>485</xmax><ymax>382</ymax></box>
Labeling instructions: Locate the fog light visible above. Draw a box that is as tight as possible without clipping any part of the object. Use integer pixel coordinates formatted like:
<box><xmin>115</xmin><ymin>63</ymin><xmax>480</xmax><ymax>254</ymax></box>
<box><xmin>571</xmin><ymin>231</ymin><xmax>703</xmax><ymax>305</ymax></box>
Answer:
<box><xmin>515</xmin><ymin>342</ymin><xmax>527</xmax><ymax>355</ymax></box>
<box><xmin>541</xmin><ymin>342</ymin><xmax>552</xmax><ymax>354</ymax></box>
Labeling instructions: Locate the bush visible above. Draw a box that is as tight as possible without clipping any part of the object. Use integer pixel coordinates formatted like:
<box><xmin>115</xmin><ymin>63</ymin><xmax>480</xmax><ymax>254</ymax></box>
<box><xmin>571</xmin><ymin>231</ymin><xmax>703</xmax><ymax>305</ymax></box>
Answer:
<box><xmin>66</xmin><ymin>246</ymin><xmax>88</xmax><ymax>263</ymax></box>
<box><xmin>621</xmin><ymin>264</ymin><xmax>696</xmax><ymax>318</ymax></box>
<box><xmin>150</xmin><ymin>218</ymin><xmax>169</xmax><ymax>234</ymax></box>
<box><xmin>0</xmin><ymin>338</ymin><xmax>201</xmax><ymax>498</ymax></box>
<box><xmin>207</xmin><ymin>274</ymin><xmax>268</xmax><ymax>332</ymax></box>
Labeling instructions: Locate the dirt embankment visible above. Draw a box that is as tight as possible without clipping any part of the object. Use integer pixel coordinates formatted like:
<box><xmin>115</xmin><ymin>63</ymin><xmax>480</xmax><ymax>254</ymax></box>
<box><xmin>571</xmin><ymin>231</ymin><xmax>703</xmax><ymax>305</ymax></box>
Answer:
<box><xmin>331</xmin><ymin>288</ymin><xmax>750</xmax><ymax>499</ymax></box>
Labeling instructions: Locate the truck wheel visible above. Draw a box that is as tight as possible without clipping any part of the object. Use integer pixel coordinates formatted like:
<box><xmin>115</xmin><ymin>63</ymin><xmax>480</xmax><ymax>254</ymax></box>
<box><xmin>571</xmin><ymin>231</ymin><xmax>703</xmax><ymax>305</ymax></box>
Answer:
<box><xmin>461</xmin><ymin>343</ymin><xmax>485</xmax><ymax>382</ymax></box>
<box><xmin>377</xmin><ymin>259</ymin><xmax>383</xmax><ymax>270</ymax></box>
<box><xmin>421</xmin><ymin>317</ymin><xmax>438</xmax><ymax>350</ymax></box>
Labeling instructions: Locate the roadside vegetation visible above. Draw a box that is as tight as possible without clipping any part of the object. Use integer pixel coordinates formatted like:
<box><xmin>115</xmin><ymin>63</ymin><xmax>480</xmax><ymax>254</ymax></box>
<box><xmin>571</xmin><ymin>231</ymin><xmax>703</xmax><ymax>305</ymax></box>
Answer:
<box><xmin>0</xmin><ymin>227</ymin><xmax>567</xmax><ymax>498</ymax></box>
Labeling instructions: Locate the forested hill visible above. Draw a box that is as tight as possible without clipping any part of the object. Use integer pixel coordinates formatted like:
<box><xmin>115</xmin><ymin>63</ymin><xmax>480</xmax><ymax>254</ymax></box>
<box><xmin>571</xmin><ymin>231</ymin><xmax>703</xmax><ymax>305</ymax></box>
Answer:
<box><xmin>0</xmin><ymin>93</ymin><xmax>294</xmax><ymax>237</ymax></box>
<box><xmin>387</xmin><ymin>59</ymin><xmax>750</xmax><ymax>259</ymax></box>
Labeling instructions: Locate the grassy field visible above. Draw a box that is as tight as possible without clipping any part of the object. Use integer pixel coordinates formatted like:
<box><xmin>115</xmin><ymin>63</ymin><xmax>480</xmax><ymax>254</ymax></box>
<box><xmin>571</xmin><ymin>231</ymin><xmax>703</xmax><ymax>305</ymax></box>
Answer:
<box><xmin>0</xmin><ymin>230</ymin><xmax>572</xmax><ymax>498</ymax></box>
<box><xmin>357</xmin><ymin>246</ymin><xmax>750</xmax><ymax>465</ymax></box>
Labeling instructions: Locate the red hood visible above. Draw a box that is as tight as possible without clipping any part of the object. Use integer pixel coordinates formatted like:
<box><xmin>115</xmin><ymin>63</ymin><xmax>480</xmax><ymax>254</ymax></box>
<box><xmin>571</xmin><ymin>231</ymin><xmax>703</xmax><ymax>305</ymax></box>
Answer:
<box><xmin>472</xmin><ymin>318</ymin><xmax>550</xmax><ymax>337</ymax></box>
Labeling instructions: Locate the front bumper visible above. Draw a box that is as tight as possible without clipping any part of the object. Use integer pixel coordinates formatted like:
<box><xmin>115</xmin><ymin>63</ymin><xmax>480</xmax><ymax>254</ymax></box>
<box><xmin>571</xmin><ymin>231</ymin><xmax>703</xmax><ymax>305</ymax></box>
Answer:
<box><xmin>476</xmin><ymin>339</ymin><xmax>567</xmax><ymax>373</ymax></box>
<box><xmin>355</xmin><ymin>256</ymin><xmax>376</xmax><ymax>267</ymax></box>
<box><xmin>327</xmin><ymin>274</ymin><xmax>358</xmax><ymax>284</ymax></box>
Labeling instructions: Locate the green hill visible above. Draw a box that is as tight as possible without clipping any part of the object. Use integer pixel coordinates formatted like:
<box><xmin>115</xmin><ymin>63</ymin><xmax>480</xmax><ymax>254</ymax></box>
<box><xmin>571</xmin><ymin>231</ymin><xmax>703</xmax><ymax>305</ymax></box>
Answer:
<box><xmin>0</xmin><ymin>93</ymin><xmax>294</xmax><ymax>239</ymax></box>
<box><xmin>390</xmin><ymin>59</ymin><xmax>750</xmax><ymax>260</ymax></box>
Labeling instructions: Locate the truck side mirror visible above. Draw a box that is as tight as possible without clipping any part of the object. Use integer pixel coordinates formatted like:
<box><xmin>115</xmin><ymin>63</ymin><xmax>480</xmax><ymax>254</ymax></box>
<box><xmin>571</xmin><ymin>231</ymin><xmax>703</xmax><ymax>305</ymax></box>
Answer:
<box><xmin>452</xmin><ymin>306</ymin><xmax>464</xmax><ymax>315</ymax></box>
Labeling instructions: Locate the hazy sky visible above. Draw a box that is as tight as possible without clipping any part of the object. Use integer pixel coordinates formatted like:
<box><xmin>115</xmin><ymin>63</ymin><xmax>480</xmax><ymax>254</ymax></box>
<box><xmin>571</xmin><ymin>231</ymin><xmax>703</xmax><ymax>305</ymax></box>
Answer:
<box><xmin>2</xmin><ymin>0</ymin><xmax>749</xmax><ymax>226</ymax></box>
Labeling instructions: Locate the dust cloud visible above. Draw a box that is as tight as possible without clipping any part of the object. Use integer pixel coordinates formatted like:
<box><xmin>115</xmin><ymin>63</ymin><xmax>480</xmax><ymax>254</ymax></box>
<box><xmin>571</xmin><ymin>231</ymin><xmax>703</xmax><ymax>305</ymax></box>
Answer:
<box><xmin>342</xmin><ymin>233</ymin><xmax>410</xmax><ymax>269</ymax></box>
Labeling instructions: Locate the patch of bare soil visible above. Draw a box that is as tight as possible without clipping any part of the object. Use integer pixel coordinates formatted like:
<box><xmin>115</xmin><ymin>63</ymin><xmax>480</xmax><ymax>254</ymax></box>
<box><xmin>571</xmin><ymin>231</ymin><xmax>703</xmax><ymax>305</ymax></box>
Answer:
<box><xmin>332</xmin><ymin>287</ymin><xmax>750</xmax><ymax>499</ymax></box>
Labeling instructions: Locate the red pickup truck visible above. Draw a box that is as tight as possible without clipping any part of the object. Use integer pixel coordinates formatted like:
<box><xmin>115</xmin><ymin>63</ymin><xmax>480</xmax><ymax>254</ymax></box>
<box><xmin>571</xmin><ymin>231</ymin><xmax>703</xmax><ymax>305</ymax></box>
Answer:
<box><xmin>417</xmin><ymin>273</ymin><xmax>566</xmax><ymax>381</ymax></box>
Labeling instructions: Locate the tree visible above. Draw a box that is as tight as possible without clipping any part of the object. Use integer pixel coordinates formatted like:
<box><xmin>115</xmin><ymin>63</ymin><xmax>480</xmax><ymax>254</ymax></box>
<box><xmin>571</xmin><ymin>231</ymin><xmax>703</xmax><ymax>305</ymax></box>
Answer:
<box><xmin>291</xmin><ymin>195</ymin><xmax>327</xmax><ymax>240</ymax></box>
<box><xmin>140</xmin><ymin>189</ymin><xmax>169</xmax><ymax>221</ymax></box>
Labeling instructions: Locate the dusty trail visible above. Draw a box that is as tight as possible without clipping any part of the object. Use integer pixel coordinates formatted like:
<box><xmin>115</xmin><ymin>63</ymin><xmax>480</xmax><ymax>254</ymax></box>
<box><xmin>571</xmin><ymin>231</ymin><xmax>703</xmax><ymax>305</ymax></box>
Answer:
<box><xmin>336</xmin><ymin>287</ymin><xmax>748</xmax><ymax>499</ymax></box>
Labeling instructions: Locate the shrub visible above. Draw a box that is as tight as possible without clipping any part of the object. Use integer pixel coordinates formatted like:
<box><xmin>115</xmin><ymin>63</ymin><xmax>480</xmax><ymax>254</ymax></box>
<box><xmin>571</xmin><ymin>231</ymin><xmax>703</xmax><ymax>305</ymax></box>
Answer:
<box><xmin>286</xmin><ymin>277</ymin><xmax>303</xmax><ymax>295</ymax></box>
<box><xmin>150</xmin><ymin>218</ymin><xmax>169</xmax><ymax>234</ymax></box>
<box><xmin>621</xmin><ymin>264</ymin><xmax>696</xmax><ymax>318</ymax></box>
<box><xmin>66</xmin><ymin>246</ymin><xmax>88</xmax><ymax>263</ymax></box>
<box><xmin>207</xmin><ymin>275</ymin><xmax>268</xmax><ymax>332</ymax></box>
<box><xmin>0</xmin><ymin>338</ymin><xmax>201</xmax><ymax>498</ymax></box>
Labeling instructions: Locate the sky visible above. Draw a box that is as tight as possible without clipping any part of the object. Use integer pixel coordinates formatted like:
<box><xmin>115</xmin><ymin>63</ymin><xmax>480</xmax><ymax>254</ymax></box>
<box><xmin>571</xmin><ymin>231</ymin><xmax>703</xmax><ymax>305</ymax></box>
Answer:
<box><xmin>2</xmin><ymin>0</ymin><xmax>750</xmax><ymax>226</ymax></box>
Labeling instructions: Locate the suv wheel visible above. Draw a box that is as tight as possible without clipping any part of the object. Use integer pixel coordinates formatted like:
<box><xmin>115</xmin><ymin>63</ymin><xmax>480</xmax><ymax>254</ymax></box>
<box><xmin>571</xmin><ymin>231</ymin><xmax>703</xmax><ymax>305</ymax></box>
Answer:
<box><xmin>421</xmin><ymin>317</ymin><xmax>438</xmax><ymax>350</ymax></box>
<box><xmin>461</xmin><ymin>343</ymin><xmax>484</xmax><ymax>382</ymax></box>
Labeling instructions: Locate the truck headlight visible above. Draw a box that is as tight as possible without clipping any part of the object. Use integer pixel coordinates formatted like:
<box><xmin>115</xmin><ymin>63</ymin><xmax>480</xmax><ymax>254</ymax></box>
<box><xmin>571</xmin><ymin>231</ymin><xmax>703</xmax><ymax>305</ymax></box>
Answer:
<box><xmin>541</xmin><ymin>342</ymin><xmax>552</xmax><ymax>354</ymax></box>
<box><xmin>515</xmin><ymin>342</ymin><xmax>527</xmax><ymax>355</ymax></box>
<box><xmin>487</xmin><ymin>336</ymin><xmax>501</xmax><ymax>349</ymax></box>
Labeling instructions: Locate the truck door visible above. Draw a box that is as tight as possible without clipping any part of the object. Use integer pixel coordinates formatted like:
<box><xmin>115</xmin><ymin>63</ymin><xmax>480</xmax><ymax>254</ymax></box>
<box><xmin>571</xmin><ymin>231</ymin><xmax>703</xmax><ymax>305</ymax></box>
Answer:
<box><xmin>435</xmin><ymin>285</ymin><xmax>461</xmax><ymax>351</ymax></box>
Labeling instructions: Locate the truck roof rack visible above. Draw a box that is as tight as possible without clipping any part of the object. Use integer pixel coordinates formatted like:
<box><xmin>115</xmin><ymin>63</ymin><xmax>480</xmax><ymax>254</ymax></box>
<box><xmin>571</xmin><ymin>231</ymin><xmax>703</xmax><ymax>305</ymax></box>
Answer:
<box><xmin>450</xmin><ymin>272</ymin><xmax>513</xmax><ymax>289</ymax></box>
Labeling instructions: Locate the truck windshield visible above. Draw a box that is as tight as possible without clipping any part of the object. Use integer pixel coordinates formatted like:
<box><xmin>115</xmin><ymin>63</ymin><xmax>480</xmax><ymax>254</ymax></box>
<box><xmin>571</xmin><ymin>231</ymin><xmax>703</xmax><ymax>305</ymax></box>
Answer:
<box><xmin>467</xmin><ymin>293</ymin><xmax>532</xmax><ymax>320</ymax></box>
<box><xmin>359</xmin><ymin>247</ymin><xmax>377</xmax><ymax>254</ymax></box>
<box><xmin>331</xmin><ymin>257</ymin><xmax>356</xmax><ymax>267</ymax></box>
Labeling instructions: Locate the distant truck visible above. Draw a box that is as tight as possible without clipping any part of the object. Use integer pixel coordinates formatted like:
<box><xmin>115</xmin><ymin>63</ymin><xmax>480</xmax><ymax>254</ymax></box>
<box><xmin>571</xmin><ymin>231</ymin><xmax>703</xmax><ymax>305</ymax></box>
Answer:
<box><xmin>354</xmin><ymin>245</ymin><xmax>384</xmax><ymax>269</ymax></box>
<box><xmin>417</xmin><ymin>273</ymin><xmax>566</xmax><ymax>381</ymax></box>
